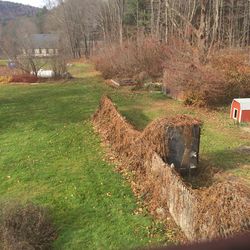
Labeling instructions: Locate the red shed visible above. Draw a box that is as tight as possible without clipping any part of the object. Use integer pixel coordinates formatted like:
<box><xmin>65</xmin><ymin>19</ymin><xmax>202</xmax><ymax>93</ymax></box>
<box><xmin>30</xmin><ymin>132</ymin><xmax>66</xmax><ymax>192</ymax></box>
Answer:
<box><xmin>230</xmin><ymin>98</ymin><xmax>250</xmax><ymax>123</ymax></box>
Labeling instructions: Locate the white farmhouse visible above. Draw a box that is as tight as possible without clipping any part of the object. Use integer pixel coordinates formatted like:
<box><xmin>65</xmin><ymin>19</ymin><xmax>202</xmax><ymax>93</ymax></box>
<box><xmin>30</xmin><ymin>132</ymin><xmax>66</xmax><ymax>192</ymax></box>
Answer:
<box><xmin>23</xmin><ymin>34</ymin><xmax>59</xmax><ymax>58</ymax></box>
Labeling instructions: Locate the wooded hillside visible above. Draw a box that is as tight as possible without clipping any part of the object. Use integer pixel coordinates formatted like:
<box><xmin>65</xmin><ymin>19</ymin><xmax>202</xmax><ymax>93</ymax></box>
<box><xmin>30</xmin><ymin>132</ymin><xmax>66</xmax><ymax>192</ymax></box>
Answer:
<box><xmin>0</xmin><ymin>1</ymin><xmax>40</xmax><ymax>22</ymax></box>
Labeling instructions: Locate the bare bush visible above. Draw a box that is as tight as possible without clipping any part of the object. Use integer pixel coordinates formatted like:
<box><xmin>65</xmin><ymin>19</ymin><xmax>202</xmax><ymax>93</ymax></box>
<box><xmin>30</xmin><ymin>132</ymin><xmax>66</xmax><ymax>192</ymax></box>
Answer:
<box><xmin>50</xmin><ymin>55</ymin><xmax>67</xmax><ymax>77</ymax></box>
<box><xmin>92</xmin><ymin>37</ymin><xmax>170</xmax><ymax>82</ymax></box>
<box><xmin>11</xmin><ymin>74</ymin><xmax>38</xmax><ymax>83</ymax></box>
<box><xmin>164</xmin><ymin>49</ymin><xmax>250</xmax><ymax>107</ymax></box>
<box><xmin>211</xmin><ymin>50</ymin><xmax>250</xmax><ymax>98</ymax></box>
<box><xmin>0</xmin><ymin>203</ymin><xmax>57</xmax><ymax>250</ymax></box>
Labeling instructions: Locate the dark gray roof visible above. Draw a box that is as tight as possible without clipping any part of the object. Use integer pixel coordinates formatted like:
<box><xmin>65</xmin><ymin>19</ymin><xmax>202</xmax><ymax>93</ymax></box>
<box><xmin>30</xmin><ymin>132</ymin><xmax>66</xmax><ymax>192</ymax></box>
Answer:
<box><xmin>30</xmin><ymin>34</ymin><xmax>59</xmax><ymax>49</ymax></box>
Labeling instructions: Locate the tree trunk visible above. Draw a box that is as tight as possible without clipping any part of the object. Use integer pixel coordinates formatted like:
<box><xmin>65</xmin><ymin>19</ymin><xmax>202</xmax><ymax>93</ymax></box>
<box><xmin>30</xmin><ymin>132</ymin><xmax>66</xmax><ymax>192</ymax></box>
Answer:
<box><xmin>151</xmin><ymin>0</ymin><xmax>155</xmax><ymax>35</ymax></box>
<box><xmin>197</xmin><ymin>0</ymin><xmax>207</xmax><ymax>62</ymax></box>
<box><xmin>165</xmin><ymin>0</ymin><xmax>168</xmax><ymax>43</ymax></box>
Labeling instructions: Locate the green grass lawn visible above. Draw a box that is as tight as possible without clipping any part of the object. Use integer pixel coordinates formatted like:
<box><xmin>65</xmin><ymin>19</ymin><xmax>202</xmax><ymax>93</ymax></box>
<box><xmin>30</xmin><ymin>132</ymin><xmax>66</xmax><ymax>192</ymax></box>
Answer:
<box><xmin>0</xmin><ymin>59</ymin><xmax>7</xmax><ymax>66</ymax></box>
<box><xmin>0</xmin><ymin>63</ymin><xmax>249</xmax><ymax>249</ymax></box>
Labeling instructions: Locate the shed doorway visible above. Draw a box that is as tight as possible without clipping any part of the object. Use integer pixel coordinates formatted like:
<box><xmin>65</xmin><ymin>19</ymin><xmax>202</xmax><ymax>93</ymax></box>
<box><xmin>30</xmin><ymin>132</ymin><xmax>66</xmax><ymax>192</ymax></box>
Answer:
<box><xmin>233</xmin><ymin>108</ymin><xmax>238</xmax><ymax>120</ymax></box>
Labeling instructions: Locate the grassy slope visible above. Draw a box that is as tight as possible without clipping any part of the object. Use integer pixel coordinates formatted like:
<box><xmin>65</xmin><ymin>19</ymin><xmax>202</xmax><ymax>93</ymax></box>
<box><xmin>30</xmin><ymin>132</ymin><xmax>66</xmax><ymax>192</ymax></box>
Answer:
<box><xmin>0</xmin><ymin>60</ymin><xmax>7</xmax><ymax>66</ymax></box>
<box><xmin>0</xmin><ymin>65</ymin><xmax>169</xmax><ymax>249</ymax></box>
<box><xmin>0</xmin><ymin>63</ymin><xmax>249</xmax><ymax>248</ymax></box>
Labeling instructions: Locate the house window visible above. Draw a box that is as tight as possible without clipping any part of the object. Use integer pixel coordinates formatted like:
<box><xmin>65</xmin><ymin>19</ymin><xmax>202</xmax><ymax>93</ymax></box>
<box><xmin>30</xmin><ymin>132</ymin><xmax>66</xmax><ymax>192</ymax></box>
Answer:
<box><xmin>233</xmin><ymin>108</ymin><xmax>238</xmax><ymax>119</ymax></box>
<box><xmin>39</xmin><ymin>48</ymin><xmax>42</xmax><ymax>54</ymax></box>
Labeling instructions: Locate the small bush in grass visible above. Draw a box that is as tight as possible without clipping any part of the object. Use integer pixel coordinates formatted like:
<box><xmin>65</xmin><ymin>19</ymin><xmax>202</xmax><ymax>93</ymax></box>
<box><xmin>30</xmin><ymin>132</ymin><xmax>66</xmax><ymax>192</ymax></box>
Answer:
<box><xmin>0</xmin><ymin>203</ymin><xmax>57</xmax><ymax>250</ymax></box>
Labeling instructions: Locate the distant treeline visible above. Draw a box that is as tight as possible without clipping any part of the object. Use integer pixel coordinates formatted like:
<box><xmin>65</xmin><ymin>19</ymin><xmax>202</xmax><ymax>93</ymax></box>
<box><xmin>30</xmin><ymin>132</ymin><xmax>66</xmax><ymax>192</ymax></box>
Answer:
<box><xmin>1</xmin><ymin>0</ymin><xmax>250</xmax><ymax>60</ymax></box>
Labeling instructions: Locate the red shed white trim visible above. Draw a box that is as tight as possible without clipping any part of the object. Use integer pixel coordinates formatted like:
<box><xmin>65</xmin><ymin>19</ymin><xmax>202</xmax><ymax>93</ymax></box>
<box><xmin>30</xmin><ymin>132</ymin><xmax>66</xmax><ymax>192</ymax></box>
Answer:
<box><xmin>230</xmin><ymin>98</ymin><xmax>250</xmax><ymax>123</ymax></box>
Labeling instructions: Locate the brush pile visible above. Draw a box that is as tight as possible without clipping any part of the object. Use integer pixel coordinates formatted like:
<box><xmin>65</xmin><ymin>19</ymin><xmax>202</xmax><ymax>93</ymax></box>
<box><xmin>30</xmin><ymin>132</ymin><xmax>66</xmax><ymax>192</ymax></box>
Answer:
<box><xmin>93</xmin><ymin>96</ymin><xmax>250</xmax><ymax>241</ymax></box>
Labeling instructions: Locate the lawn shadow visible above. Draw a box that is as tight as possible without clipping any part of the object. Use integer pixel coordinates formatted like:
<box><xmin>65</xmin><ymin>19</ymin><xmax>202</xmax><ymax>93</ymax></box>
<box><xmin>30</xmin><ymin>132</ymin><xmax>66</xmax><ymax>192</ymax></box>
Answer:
<box><xmin>185</xmin><ymin>148</ymin><xmax>250</xmax><ymax>188</ymax></box>
<box><xmin>121</xmin><ymin>108</ymin><xmax>151</xmax><ymax>131</ymax></box>
<box><xmin>205</xmin><ymin>148</ymin><xmax>250</xmax><ymax>171</ymax></box>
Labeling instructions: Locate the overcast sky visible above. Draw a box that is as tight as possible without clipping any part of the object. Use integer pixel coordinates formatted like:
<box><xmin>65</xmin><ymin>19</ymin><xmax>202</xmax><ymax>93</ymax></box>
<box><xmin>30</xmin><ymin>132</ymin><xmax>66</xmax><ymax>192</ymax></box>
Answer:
<box><xmin>5</xmin><ymin>0</ymin><xmax>45</xmax><ymax>7</ymax></box>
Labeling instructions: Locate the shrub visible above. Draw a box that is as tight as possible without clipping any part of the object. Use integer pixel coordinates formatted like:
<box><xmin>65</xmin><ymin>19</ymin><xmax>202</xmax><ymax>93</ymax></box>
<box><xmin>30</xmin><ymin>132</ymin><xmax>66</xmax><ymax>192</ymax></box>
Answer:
<box><xmin>164</xmin><ymin>49</ymin><xmax>250</xmax><ymax>107</ymax></box>
<box><xmin>11</xmin><ymin>74</ymin><xmax>38</xmax><ymax>83</ymax></box>
<box><xmin>0</xmin><ymin>203</ymin><xmax>57</xmax><ymax>250</ymax></box>
<box><xmin>0</xmin><ymin>76</ymin><xmax>12</xmax><ymax>84</ymax></box>
<box><xmin>92</xmin><ymin>37</ymin><xmax>170</xmax><ymax>82</ymax></box>
<box><xmin>211</xmin><ymin>50</ymin><xmax>250</xmax><ymax>98</ymax></box>
<box><xmin>51</xmin><ymin>56</ymin><xmax>68</xmax><ymax>77</ymax></box>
